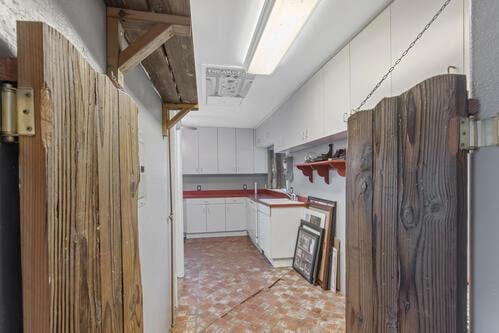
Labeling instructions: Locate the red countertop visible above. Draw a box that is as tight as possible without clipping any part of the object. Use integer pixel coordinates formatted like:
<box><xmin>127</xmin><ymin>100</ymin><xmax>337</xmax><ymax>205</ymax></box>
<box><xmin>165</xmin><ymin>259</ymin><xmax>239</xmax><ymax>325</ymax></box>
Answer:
<box><xmin>183</xmin><ymin>189</ymin><xmax>307</xmax><ymax>208</ymax></box>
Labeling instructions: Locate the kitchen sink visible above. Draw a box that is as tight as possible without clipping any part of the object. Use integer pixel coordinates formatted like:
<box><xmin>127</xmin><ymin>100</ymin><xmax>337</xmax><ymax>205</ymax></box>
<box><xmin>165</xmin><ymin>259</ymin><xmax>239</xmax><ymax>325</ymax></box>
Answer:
<box><xmin>258</xmin><ymin>198</ymin><xmax>303</xmax><ymax>205</ymax></box>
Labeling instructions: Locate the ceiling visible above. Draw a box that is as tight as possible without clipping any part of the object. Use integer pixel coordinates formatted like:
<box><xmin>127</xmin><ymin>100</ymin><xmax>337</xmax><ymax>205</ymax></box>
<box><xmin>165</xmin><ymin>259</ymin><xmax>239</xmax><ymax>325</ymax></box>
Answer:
<box><xmin>184</xmin><ymin>0</ymin><xmax>391</xmax><ymax>128</ymax></box>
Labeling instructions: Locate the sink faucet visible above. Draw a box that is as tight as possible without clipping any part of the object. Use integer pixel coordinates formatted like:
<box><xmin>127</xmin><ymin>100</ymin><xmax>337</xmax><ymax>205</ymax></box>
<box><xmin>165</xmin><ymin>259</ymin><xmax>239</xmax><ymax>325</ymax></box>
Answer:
<box><xmin>285</xmin><ymin>187</ymin><xmax>297</xmax><ymax>201</ymax></box>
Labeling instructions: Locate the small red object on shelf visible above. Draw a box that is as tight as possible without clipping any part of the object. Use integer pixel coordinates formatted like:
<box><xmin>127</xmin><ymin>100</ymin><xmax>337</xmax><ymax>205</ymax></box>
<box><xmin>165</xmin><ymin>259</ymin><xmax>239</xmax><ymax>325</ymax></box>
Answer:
<box><xmin>295</xmin><ymin>160</ymin><xmax>346</xmax><ymax>184</ymax></box>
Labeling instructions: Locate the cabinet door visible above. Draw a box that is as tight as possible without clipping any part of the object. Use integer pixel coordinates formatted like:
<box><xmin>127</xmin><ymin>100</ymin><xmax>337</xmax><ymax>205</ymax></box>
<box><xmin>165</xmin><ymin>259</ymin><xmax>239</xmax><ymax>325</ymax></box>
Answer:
<box><xmin>181</xmin><ymin>129</ymin><xmax>199</xmax><ymax>174</ymax></box>
<box><xmin>391</xmin><ymin>0</ymin><xmax>464</xmax><ymax>96</ymax></box>
<box><xmin>185</xmin><ymin>204</ymin><xmax>206</xmax><ymax>233</ymax></box>
<box><xmin>226</xmin><ymin>203</ymin><xmax>247</xmax><ymax>231</ymax></box>
<box><xmin>323</xmin><ymin>44</ymin><xmax>350</xmax><ymax>135</ymax></box>
<box><xmin>236</xmin><ymin>129</ymin><xmax>254</xmax><ymax>174</ymax></box>
<box><xmin>218</xmin><ymin>128</ymin><xmax>237</xmax><ymax>174</ymax></box>
<box><xmin>258</xmin><ymin>211</ymin><xmax>271</xmax><ymax>256</ymax></box>
<box><xmin>254</xmin><ymin>131</ymin><xmax>268</xmax><ymax>174</ymax></box>
<box><xmin>206</xmin><ymin>204</ymin><xmax>226</xmax><ymax>232</ymax></box>
<box><xmin>350</xmin><ymin>8</ymin><xmax>391</xmax><ymax>111</ymax></box>
<box><xmin>305</xmin><ymin>72</ymin><xmax>324</xmax><ymax>142</ymax></box>
<box><xmin>197</xmin><ymin>127</ymin><xmax>218</xmax><ymax>174</ymax></box>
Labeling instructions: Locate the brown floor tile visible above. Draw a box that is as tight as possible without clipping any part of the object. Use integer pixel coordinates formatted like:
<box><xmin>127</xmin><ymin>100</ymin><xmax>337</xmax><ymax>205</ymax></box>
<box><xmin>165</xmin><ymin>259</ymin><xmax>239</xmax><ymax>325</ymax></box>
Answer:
<box><xmin>172</xmin><ymin>236</ymin><xmax>345</xmax><ymax>332</ymax></box>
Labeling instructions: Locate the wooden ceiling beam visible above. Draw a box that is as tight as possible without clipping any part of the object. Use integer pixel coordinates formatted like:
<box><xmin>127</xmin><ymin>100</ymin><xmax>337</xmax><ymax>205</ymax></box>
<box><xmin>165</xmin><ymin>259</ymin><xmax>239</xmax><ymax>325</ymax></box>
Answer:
<box><xmin>163</xmin><ymin>103</ymin><xmax>198</xmax><ymax>111</ymax></box>
<box><xmin>107</xmin><ymin>17</ymin><xmax>124</xmax><ymax>87</ymax></box>
<box><xmin>0</xmin><ymin>58</ymin><xmax>17</xmax><ymax>82</ymax></box>
<box><xmin>107</xmin><ymin>7</ymin><xmax>191</xmax><ymax>26</ymax></box>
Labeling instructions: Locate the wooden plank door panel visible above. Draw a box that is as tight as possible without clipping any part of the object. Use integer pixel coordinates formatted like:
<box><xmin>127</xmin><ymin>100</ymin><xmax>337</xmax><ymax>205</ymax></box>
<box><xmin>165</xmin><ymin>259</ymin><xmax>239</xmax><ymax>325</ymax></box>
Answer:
<box><xmin>346</xmin><ymin>74</ymin><xmax>468</xmax><ymax>332</ymax></box>
<box><xmin>18</xmin><ymin>21</ymin><xmax>143</xmax><ymax>333</ymax></box>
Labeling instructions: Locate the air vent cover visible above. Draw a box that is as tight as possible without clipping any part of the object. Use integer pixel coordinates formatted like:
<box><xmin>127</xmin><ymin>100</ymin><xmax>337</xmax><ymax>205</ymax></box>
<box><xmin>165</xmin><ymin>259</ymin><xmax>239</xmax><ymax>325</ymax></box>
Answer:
<box><xmin>205</xmin><ymin>67</ymin><xmax>255</xmax><ymax>106</ymax></box>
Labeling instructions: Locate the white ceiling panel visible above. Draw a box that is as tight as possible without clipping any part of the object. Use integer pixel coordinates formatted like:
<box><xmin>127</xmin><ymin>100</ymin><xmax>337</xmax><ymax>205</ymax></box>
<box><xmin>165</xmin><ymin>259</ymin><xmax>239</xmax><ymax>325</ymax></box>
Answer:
<box><xmin>186</xmin><ymin>0</ymin><xmax>391</xmax><ymax>128</ymax></box>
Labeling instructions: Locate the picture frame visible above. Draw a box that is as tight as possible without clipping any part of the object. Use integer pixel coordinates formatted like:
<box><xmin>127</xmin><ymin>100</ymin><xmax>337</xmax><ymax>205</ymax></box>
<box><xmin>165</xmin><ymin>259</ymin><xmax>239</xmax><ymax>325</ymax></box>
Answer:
<box><xmin>306</xmin><ymin>199</ymin><xmax>337</xmax><ymax>290</ymax></box>
<box><xmin>292</xmin><ymin>220</ymin><xmax>322</xmax><ymax>284</ymax></box>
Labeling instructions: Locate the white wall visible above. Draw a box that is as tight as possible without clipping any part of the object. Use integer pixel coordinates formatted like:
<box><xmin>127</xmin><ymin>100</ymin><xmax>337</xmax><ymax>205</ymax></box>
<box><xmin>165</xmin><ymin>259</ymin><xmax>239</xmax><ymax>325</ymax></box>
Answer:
<box><xmin>288</xmin><ymin>140</ymin><xmax>347</xmax><ymax>293</ymax></box>
<box><xmin>0</xmin><ymin>1</ymin><xmax>173</xmax><ymax>331</ymax></box>
<box><xmin>471</xmin><ymin>0</ymin><xmax>499</xmax><ymax>331</ymax></box>
<box><xmin>183</xmin><ymin>174</ymin><xmax>268</xmax><ymax>191</ymax></box>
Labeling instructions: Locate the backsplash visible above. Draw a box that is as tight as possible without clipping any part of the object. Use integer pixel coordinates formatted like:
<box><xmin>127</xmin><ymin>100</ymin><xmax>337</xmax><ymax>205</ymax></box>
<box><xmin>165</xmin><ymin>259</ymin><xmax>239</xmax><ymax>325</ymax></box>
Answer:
<box><xmin>183</xmin><ymin>174</ymin><xmax>268</xmax><ymax>191</ymax></box>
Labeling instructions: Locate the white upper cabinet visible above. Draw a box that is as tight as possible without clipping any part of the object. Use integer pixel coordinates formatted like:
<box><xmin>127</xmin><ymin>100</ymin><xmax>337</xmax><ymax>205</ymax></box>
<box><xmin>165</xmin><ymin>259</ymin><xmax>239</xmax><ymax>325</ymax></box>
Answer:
<box><xmin>350</xmin><ymin>7</ymin><xmax>391</xmax><ymax>112</ymax></box>
<box><xmin>236</xmin><ymin>129</ymin><xmax>254</xmax><ymax>174</ymax></box>
<box><xmin>306</xmin><ymin>72</ymin><xmax>325</xmax><ymax>142</ymax></box>
<box><xmin>197</xmin><ymin>128</ymin><xmax>218</xmax><ymax>174</ymax></box>
<box><xmin>218</xmin><ymin>128</ymin><xmax>237</xmax><ymax>174</ymax></box>
<box><xmin>323</xmin><ymin>44</ymin><xmax>350</xmax><ymax>135</ymax></box>
<box><xmin>181</xmin><ymin>129</ymin><xmax>199</xmax><ymax>174</ymax></box>
<box><xmin>390</xmin><ymin>0</ymin><xmax>464</xmax><ymax>96</ymax></box>
<box><xmin>254</xmin><ymin>143</ymin><xmax>268</xmax><ymax>174</ymax></box>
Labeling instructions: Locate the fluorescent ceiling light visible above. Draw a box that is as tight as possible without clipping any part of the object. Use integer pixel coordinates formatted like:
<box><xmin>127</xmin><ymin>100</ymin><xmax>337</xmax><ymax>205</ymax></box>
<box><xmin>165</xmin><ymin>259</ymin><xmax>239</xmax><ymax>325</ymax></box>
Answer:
<box><xmin>246</xmin><ymin>0</ymin><xmax>320</xmax><ymax>75</ymax></box>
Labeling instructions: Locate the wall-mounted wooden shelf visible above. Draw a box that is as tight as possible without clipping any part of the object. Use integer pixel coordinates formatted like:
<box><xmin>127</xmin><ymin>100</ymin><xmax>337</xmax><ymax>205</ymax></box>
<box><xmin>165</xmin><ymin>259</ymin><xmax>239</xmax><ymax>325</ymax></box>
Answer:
<box><xmin>296</xmin><ymin>160</ymin><xmax>346</xmax><ymax>184</ymax></box>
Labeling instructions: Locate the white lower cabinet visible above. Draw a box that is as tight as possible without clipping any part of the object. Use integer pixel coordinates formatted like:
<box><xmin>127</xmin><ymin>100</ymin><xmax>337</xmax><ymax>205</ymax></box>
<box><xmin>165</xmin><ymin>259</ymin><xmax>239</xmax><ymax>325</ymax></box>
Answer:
<box><xmin>206</xmin><ymin>204</ymin><xmax>226</xmax><ymax>232</ymax></box>
<box><xmin>184</xmin><ymin>197</ymin><xmax>304</xmax><ymax>268</ymax></box>
<box><xmin>226</xmin><ymin>202</ymin><xmax>247</xmax><ymax>231</ymax></box>
<box><xmin>258</xmin><ymin>208</ymin><xmax>271</xmax><ymax>256</ymax></box>
<box><xmin>185</xmin><ymin>204</ymin><xmax>206</xmax><ymax>233</ymax></box>
<box><xmin>257</xmin><ymin>204</ymin><xmax>303</xmax><ymax>267</ymax></box>
<box><xmin>247</xmin><ymin>200</ymin><xmax>258</xmax><ymax>247</ymax></box>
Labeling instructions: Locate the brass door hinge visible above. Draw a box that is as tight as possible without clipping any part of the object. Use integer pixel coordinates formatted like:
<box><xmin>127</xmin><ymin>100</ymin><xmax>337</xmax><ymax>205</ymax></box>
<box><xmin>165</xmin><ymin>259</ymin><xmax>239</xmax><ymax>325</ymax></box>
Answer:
<box><xmin>0</xmin><ymin>83</ymin><xmax>35</xmax><ymax>142</ymax></box>
<box><xmin>460</xmin><ymin>115</ymin><xmax>499</xmax><ymax>151</ymax></box>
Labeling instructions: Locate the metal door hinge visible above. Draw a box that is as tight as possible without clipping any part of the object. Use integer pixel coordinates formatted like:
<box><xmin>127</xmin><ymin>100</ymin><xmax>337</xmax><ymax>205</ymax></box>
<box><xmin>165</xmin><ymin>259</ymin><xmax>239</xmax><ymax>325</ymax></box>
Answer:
<box><xmin>460</xmin><ymin>115</ymin><xmax>499</xmax><ymax>151</ymax></box>
<box><xmin>1</xmin><ymin>83</ymin><xmax>35</xmax><ymax>142</ymax></box>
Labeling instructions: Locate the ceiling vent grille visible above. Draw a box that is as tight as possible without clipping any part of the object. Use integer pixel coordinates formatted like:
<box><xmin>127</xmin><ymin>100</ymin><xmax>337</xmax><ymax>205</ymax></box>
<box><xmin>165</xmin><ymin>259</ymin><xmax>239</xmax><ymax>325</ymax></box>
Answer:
<box><xmin>205</xmin><ymin>67</ymin><xmax>255</xmax><ymax>106</ymax></box>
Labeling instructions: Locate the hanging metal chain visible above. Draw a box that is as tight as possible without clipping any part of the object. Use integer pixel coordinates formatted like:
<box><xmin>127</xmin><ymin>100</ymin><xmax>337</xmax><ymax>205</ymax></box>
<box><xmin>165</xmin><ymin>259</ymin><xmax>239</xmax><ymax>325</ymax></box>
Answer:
<box><xmin>352</xmin><ymin>0</ymin><xmax>452</xmax><ymax>114</ymax></box>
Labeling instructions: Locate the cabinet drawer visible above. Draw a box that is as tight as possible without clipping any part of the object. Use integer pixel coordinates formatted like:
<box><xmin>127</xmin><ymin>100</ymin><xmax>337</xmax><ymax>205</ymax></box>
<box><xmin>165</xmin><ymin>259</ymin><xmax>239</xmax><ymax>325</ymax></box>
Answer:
<box><xmin>185</xmin><ymin>198</ymin><xmax>226</xmax><ymax>205</ymax></box>
<box><xmin>225</xmin><ymin>197</ymin><xmax>247</xmax><ymax>204</ymax></box>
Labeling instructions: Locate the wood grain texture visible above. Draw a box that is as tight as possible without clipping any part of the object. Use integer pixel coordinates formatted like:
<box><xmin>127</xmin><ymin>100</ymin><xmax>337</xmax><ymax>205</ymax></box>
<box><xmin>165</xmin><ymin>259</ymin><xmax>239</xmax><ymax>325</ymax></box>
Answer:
<box><xmin>18</xmin><ymin>21</ymin><xmax>143</xmax><ymax>333</ymax></box>
<box><xmin>0</xmin><ymin>58</ymin><xmax>17</xmax><ymax>81</ymax></box>
<box><xmin>346</xmin><ymin>109</ymin><xmax>374</xmax><ymax>333</ymax></box>
<box><xmin>17</xmin><ymin>21</ymin><xmax>50</xmax><ymax>333</ymax></box>
<box><xmin>118</xmin><ymin>91</ymin><xmax>143</xmax><ymax>332</ymax></box>
<box><xmin>104</xmin><ymin>0</ymin><xmax>197</xmax><ymax>104</ymax></box>
<box><xmin>119</xmin><ymin>23</ymin><xmax>173</xmax><ymax>73</ymax></box>
<box><xmin>346</xmin><ymin>75</ymin><xmax>468</xmax><ymax>333</ymax></box>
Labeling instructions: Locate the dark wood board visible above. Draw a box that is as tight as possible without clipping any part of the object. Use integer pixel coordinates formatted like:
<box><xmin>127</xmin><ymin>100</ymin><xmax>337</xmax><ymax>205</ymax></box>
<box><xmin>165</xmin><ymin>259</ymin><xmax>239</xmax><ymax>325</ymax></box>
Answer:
<box><xmin>104</xmin><ymin>0</ymin><xmax>197</xmax><ymax>104</ymax></box>
<box><xmin>346</xmin><ymin>74</ymin><xmax>468</xmax><ymax>333</ymax></box>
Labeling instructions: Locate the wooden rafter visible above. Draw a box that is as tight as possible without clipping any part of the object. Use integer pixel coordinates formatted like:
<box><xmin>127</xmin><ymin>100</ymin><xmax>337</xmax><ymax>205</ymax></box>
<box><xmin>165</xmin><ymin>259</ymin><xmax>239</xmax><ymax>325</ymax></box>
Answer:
<box><xmin>106</xmin><ymin>9</ymin><xmax>192</xmax><ymax>88</ymax></box>
<box><xmin>107</xmin><ymin>7</ymin><xmax>191</xmax><ymax>26</ymax></box>
<box><xmin>0</xmin><ymin>58</ymin><xmax>17</xmax><ymax>82</ymax></box>
<box><xmin>162</xmin><ymin>104</ymin><xmax>197</xmax><ymax>136</ymax></box>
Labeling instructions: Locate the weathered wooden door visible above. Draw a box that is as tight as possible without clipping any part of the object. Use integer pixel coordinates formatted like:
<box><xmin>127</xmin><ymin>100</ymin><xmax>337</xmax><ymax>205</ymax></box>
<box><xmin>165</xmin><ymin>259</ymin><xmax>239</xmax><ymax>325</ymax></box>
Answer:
<box><xmin>17</xmin><ymin>22</ymin><xmax>143</xmax><ymax>332</ymax></box>
<box><xmin>346</xmin><ymin>75</ymin><xmax>468</xmax><ymax>332</ymax></box>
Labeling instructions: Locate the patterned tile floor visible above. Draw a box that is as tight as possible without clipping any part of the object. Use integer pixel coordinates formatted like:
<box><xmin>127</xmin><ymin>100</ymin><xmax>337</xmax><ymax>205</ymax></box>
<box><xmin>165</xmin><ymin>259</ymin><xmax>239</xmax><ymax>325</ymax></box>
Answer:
<box><xmin>172</xmin><ymin>236</ymin><xmax>345</xmax><ymax>333</ymax></box>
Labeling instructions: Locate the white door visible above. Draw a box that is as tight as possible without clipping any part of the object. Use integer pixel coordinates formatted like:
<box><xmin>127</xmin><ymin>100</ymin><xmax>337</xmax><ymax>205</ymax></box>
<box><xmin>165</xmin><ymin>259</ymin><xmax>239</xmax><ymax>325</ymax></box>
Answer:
<box><xmin>226</xmin><ymin>203</ymin><xmax>247</xmax><ymax>231</ymax></box>
<box><xmin>206</xmin><ymin>204</ymin><xmax>226</xmax><ymax>232</ymax></box>
<box><xmin>181</xmin><ymin>129</ymin><xmax>199</xmax><ymax>174</ymax></box>
<box><xmin>236</xmin><ymin>129</ymin><xmax>254</xmax><ymax>174</ymax></box>
<box><xmin>218</xmin><ymin>128</ymin><xmax>237</xmax><ymax>174</ymax></box>
<box><xmin>197</xmin><ymin>128</ymin><xmax>218</xmax><ymax>174</ymax></box>
<box><xmin>185</xmin><ymin>204</ymin><xmax>206</xmax><ymax>233</ymax></box>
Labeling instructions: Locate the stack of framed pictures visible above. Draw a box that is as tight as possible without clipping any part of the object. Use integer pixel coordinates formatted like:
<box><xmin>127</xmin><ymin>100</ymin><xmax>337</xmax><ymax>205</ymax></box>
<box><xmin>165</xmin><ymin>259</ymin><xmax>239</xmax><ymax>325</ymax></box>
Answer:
<box><xmin>292</xmin><ymin>197</ymin><xmax>337</xmax><ymax>290</ymax></box>
<box><xmin>293</xmin><ymin>220</ymin><xmax>323</xmax><ymax>284</ymax></box>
